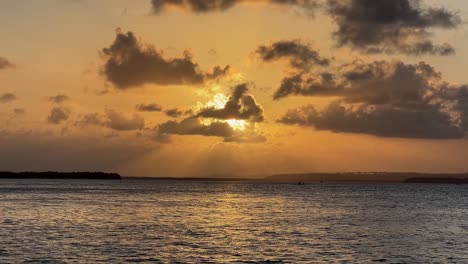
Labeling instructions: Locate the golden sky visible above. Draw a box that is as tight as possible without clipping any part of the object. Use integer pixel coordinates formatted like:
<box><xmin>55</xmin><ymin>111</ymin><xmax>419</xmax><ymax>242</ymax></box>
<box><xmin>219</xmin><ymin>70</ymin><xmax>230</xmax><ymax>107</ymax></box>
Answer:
<box><xmin>1</xmin><ymin>0</ymin><xmax>468</xmax><ymax>177</ymax></box>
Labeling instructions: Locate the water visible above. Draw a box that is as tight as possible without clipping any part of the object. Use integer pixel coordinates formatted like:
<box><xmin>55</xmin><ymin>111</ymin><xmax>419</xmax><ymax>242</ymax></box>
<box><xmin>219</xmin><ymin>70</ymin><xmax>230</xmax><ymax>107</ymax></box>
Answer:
<box><xmin>0</xmin><ymin>180</ymin><xmax>467</xmax><ymax>263</ymax></box>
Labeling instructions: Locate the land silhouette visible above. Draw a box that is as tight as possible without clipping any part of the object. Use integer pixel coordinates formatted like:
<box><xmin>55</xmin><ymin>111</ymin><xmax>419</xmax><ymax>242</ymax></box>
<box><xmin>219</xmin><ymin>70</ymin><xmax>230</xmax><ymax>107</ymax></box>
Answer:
<box><xmin>0</xmin><ymin>171</ymin><xmax>467</xmax><ymax>184</ymax></box>
<box><xmin>266</xmin><ymin>172</ymin><xmax>468</xmax><ymax>184</ymax></box>
<box><xmin>0</xmin><ymin>171</ymin><xmax>121</xmax><ymax>180</ymax></box>
<box><xmin>129</xmin><ymin>172</ymin><xmax>468</xmax><ymax>184</ymax></box>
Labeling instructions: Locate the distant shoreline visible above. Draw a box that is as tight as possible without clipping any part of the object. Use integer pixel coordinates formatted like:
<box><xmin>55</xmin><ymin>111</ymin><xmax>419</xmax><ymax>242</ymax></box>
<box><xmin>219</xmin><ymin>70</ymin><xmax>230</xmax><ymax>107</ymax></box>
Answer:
<box><xmin>266</xmin><ymin>172</ymin><xmax>468</xmax><ymax>184</ymax></box>
<box><xmin>0</xmin><ymin>172</ymin><xmax>467</xmax><ymax>184</ymax></box>
<box><xmin>0</xmin><ymin>172</ymin><xmax>121</xmax><ymax>180</ymax></box>
<box><xmin>124</xmin><ymin>173</ymin><xmax>468</xmax><ymax>184</ymax></box>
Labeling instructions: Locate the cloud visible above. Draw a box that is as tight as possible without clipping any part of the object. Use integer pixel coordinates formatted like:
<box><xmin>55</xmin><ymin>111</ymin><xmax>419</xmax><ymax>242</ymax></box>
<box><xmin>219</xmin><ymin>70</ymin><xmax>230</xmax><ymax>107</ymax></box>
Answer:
<box><xmin>13</xmin><ymin>108</ymin><xmax>26</xmax><ymax>115</ymax></box>
<box><xmin>150</xmin><ymin>0</ymin><xmax>458</xmax><ymax>56</ymax></box>
<box><xmin>153</xmin><ymin>84</ymin><xmax>266</xmax><ymax>143</ymax></box>
<box><xmin>158</xmin><ymin>117</ymin><xmax>234</xmax><ymax>138</ymax></box>
<box><xmin>274</xmin><ymin>72</ymin><xmax>338</xmax><ymax>99</ymax></box>
<box><xmin>195</xmin><ymin>83</ymin><xmax>265</xmax><ymax>122</ymax></box>
<box><xmin>454</xmin><ymin>88</ymin><xmax>468</xmax><ymax>130</ymax></box>
<box><xmin>279</xmin><ymin>102</ymin><xmax>464</xmax><ymax>139</ymax></box>
<box><xmin>255</xmin><ymin>40</ymin><xmax>329</xmax><ymax>71</ymax></box>
<box><xmin>151</xmin><ymin>0</ymin><xmax>319</xmax><ymax>13</ymax></box>
<box><xmin>136</xmin><ymin>103</ymin><xmax>162</xmax><ymax>112</ymax></box>
<box><xmin>273</xmin><ymin>60</ymin><xmax>441</xmax><ymax>103</ymax></box>
<box><xmin>326</xmin><ymin>0</ymin><xmax>461</xmax><ymax>55</ymax></box>
<box><xmin>101</xmin><ymin>30</ymin><xmax>230</xmax><ymax>89</ymax></box>
<box><xmin>0</xmin><ymin>57</ymin><xmax>14</xmax><ymax>70</ymax></box>
<box><xmin>0</xmin><ymin>130</ymin><xmax>152</xmax><ymax>172</ymax></box>
<box><xmin>165</xmin><ymin>108</ymin><xmax>184</xmax><ymax>117</ymax></box>
<box><xmin>77</xmin><ymin>110</ymin><xmax>145</xmax><ymax>131</ymax></box>
<box><xmin>254</xmin><ymin>40</ymin><xmax>333</xmax><ymax>100</ymax></box>
<box><xmin>48</xmin><ymin>94</ymin><xmax>70</xmax><ymax>103</ymax></box>
<box><xmin>106</xmin><ymin>110</ymin><xmax>145</xmax><ymax>131</ymax></box>
<box><xmin>154</xmin><ymin>117</ymin><xmax>266</xmax><ymax>143</ymax></box>
<box><xmin>205</xmin><ymin>65</ymin><xmax>231</xmax><ymax>79</ymax></box>
<box><xmin>47</xmin><ymin>107</ymin><xmax>70</xmax><ymax>124</ymax></box>
<box><xmin>438</xmin><ymin>85</ymin><xmax>468</xmax><ymax>130</ymax></box>
<box><xmin>76</xmin><ymin>113</ymin><xmax>104</xmax><ymax>127</ymax></box>
<box><xmin>0</xmin><ymin>93</ymin><xmax>16</xmax><ymax>103</ymax></box>
<box><xmin>278</xmin><ymin>60</ymin><xmax>468</xmax><ymax>139</ymax></box>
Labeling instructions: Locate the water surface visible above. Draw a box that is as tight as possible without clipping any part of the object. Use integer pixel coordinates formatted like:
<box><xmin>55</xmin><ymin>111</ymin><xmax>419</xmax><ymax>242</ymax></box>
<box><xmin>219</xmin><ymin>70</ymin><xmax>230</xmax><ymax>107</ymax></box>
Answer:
<box><xmin>1</xmin><ymin>180</ymin><xmax>467</xmax><ymax>263</ymax></box>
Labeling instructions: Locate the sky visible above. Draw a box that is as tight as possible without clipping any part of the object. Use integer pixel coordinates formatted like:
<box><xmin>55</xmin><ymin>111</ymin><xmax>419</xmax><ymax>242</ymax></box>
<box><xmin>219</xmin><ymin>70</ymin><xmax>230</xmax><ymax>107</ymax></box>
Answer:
<box><xmin>1</xmin><ymin>0</ymin><xmax>468</xmax><ymax>177</ymax></box>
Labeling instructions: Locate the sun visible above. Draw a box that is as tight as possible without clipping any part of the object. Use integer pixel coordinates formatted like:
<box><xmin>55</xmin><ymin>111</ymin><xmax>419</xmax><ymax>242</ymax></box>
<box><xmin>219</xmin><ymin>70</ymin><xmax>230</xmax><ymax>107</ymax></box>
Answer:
<box><xmin>207</xmin><ymin>93</ymin><xmax>229</xmax><ymax>109</ymax></box>
<box><xmin>226</xmin><ymin>119</ymin><xmax>247</xmax><ymax>131</ymax></box>
<box><xmin>204</xmin><ymin>93</ymin><xmax>248</xmax><ymax>131</ymax></box>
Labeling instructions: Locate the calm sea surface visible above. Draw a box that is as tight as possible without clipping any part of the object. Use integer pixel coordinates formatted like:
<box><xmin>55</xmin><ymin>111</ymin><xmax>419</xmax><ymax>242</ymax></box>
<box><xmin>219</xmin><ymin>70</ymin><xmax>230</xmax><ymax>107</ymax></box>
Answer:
<box><xmin>0</xmin><ymin>180</ymin><xmax>467</xmax><ymax>263</ymax></box>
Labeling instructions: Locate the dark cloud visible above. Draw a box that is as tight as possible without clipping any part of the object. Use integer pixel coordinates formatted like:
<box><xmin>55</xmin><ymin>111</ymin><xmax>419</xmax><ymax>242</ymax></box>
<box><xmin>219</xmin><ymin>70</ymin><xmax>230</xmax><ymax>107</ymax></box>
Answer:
<box><xmin>0</xmin><ymin>93</ymin><xmax>17</xmax><ymax>103</ymax></box>
<box><xmin>327</xmin><ymin>0</ymin><xmax>461</xmax><ymax>55</ymax></box>
<box><xmin>152</xmin><ymin>132</ymin><xmax>172</xmax><ymax>143</ymax></box>
<box><xmin>76</xmin><ymin>113</ymin><xmax>104</xmax><ymax>127</ymax></box>
<box><xmin>151</xmin><ymin>0</ymin><xmax>236</xmax><ymax>13</ymax></box>
<box><xmin>106</xmin><ymin>110</ymin><xmax>145</xmax><ymax>131</ymax></box>
<box><xmin>153</xmin><ymin>83</ymin><xmax>266</xmax><ymax>143</ymax></box>
<box><xmin>438</xmin><ymin>85</ymin><xmax>468</xmax><ymax>131</ymax></box>
<box><xmin>101</xmin><ymin>31</ymin><xmax>230</xmax><ymax>89</ymax></box>
<box><xmin>165</xmin><ymin>108</ymin><xmax>184</xmax><ymax>118</ymax></box>
<box><xmin>0</xmin><ymin>57</ymin><xmax>14</xmax><ymax>70</ymax></box>
<box><xmin>158</xmin><ymin>117</ymin><xmax>234</xmax><ymax>138</ymax></box>
<box><xmin>151</xmin><ymin>0</ymin><xmax>319</xmax><ymax>13</ymax></box>
<box><xmin>456</xmin><ymin>88</ymin><xmax>468</xmax><ymax>131</ymax></box>
<box><xmin>279</xmin><ymin>102</ymin><xmax>464</xmax><ymax>139</ymax></box>
<box><xmin>205</xmin><ymin>65</ymin><xmax>231</xmax><ymax>80</ymax></box>
<box><xmin>48</xmin><ymin>94</ymin><xmax>70</xmax><ymax>103</ymax></box>
<box><xmin>274</xmin><ymin>72</ymin><xmax>339</xmax><ymax>99</ymax></box>
<box><xmin>195</xmin><ymin>83</ymin><xmax>265</xmax><ymax>122</ymax></box>
<box><xmin>454</xmin><ymin>88</ymin><xmax>468</xmax><ymax>130</ymax></box>
<box><xmin>273</xmin><ymin>60</ymin><xmax>441</xmax><ymax>104</ymax></box>
<box><xmin>154</xmin><ymin>117</ymin><xmax>266</xmax><ymax>143</ymax></box>
<box><xmin>256</xmin><ymin>40</ymin><xmax>329</xmax><ymax>71</ymax></box>
<box><xmin>151</xmin><ymin>0</ymin><xmax>458</xmax><ymax>56</ymax></box>
<box><xmin>47</xmin><ymin>107</ymin><xmax>70</xmax><ymax>124</ymax></box>
<box><xmin>0</xmin><ymin>131</ymin><xmax>151</xmax><ymax>172</ymax></box>
<box><xmin>278</xmin><ymin>60</ymin><xmax>468</xmax><ymax>139</ymax></box>
<box><xmin>136</xmin><ymin>103</ymin><xmax>162</xmax><ymax>112</ymax></box>
<box><xmin>13</xmin><ymin>108</ymin><xmax>26</xmax><ymax>115</ymax></box>
<box><xmin>77</xmin><ymin>110</ymin><xmax>145</xmax><ymax>131</ymax></box>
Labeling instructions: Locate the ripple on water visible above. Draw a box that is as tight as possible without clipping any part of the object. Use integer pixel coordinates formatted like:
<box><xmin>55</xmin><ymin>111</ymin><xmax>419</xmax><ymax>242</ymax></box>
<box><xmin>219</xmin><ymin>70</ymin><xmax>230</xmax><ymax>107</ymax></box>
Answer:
<box><xmin>0</xmin><ymin>180</ymin><xmax>467</xmax><ymax>263</ymax></box>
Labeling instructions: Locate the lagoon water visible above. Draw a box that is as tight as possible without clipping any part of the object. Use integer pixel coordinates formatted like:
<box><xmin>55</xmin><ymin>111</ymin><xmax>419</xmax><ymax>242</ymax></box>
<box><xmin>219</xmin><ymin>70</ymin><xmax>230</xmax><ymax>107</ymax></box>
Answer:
<box><xmin>0</xmin><ymin>180</ymin><xmax>467</xmax><ymax>263</ymax></box>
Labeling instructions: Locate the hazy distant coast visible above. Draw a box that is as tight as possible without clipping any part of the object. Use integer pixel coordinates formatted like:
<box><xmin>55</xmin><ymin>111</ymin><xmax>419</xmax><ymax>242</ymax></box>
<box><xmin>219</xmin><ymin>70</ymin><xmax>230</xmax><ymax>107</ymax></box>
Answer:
<box><xmin>0</xmin><ymin>172</ymin><xmax>121</xmax><ymax>180</ymax></box>
<box><xmin>266</xmin><ymin>172</ymin><xmax>468</xmax><ymax>184</ymax></box>
<box><xmin>125</xmin><ymin>172</ymin><xmax>468</xmax><ymax>184</ymax></box>
<box><xmin>405</xmin><ymin>177</ymin><xmax>468</xmax><ymax>184</ymax></box>
<box><xmin>0</xmin><ymin>172</ymin><xmax>467</xmax><ymax>184</ymax></box>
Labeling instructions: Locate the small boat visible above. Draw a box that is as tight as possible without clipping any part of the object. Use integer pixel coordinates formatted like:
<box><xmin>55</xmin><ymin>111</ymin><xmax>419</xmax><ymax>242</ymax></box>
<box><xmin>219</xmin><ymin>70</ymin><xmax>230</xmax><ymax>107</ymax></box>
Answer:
<box><xmin>297</xmin><ymin>181</ymin><xmax>305</xmax><ymax>185</ymax></box>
